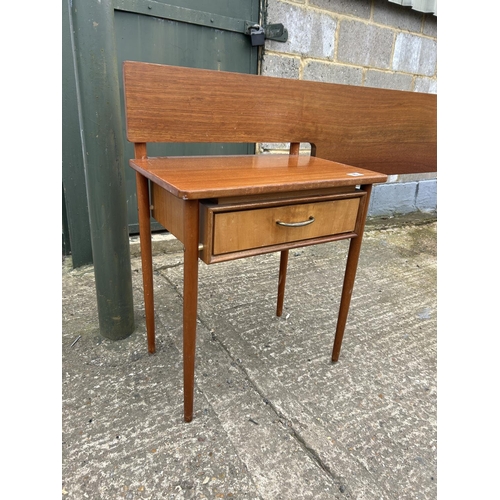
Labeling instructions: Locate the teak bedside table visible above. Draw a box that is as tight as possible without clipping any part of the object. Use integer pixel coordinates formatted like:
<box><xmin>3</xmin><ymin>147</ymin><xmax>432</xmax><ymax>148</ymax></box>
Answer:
<box><xmin>129</xmin><ymin>152</ymin><xmax>386</xmax><ymax>422</ymax></box>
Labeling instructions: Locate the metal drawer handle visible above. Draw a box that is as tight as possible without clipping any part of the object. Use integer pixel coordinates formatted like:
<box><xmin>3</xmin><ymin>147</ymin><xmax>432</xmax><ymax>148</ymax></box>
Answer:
<box><xmin>276</xmin><ymin>216</ymin><xmax>315</xmax><ymax>227</ymax></box>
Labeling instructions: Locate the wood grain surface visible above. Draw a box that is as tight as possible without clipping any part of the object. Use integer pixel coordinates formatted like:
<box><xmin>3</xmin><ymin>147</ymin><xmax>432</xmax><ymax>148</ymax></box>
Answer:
<box><xmin>123</xmin><ymin>61</ymin><xmax>436</xmax><ymax>175</ymax></box>
<box><xmin>129</xmin><ymin>154</ymin><xmax>387</xmax><ymax>199</ymax></box>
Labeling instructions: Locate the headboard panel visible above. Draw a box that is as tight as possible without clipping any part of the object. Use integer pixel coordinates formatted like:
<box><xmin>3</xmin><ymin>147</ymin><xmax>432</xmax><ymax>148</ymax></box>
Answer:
<box><xmin>123</xmin><ymin>61</ymin><xmax>436</xmax><ymax>175</ymax></box>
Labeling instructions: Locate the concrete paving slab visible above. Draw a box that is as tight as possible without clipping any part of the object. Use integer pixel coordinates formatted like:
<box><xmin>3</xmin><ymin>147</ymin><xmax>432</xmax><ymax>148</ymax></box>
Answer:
<box><xmin>62</xmin><ymin>216</ymin><xmax>436</xmax><ymax>499</ymax></box>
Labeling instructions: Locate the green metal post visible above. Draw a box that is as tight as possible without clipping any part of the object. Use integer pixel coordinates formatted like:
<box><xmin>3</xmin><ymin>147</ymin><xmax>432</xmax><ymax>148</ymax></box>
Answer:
<box><xmin>68</xmin><ymin>0</ymin><xmax>135</xmax><ymax>340</ymax></box>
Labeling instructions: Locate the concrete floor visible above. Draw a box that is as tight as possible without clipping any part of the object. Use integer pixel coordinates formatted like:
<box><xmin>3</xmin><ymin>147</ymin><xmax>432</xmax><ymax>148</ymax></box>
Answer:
<box><xmin>62</xmin><ymin>214</ymin><xmax>437</xmax><ymax>499</ymax></box>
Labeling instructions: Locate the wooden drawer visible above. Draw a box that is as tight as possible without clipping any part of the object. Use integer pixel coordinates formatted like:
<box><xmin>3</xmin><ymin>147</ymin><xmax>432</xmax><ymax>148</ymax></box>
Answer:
<box><xmin>200</xmin><ymin>193</ymin><xmax>364</xmax><ymax>263</ymax></box>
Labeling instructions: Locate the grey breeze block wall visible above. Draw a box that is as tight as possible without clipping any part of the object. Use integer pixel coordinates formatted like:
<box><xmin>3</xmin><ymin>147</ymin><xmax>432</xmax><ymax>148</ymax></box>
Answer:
<box><xmin>260</xmin><ymin>0</ymin><xmax>437</xmax><ymax>217</ymax></box>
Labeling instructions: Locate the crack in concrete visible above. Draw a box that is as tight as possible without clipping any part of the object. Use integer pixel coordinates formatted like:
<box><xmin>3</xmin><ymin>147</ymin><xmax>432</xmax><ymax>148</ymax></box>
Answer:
<box><xmin>196</xmin><ymin>316</ymin><xmax>352</xmax><ymax>498</ymax></box>
<box><xmin>155</xmin><ymin>268</ymin><xmax>371</xmax><ymax>497</ymax></box>
<box><xmin>150</xmin><ymin>253</ymin><xmax>421</xmax><ymax>499</ymax></box>
<box><xmin>153</xmin><ymin>306</ymin><xmax>267</xmax><ymax>500</ymax></box>
<box><xmin>154</xmin><ymin>262</ymin><xmax>183</xmax><ymax>271</ymax></box>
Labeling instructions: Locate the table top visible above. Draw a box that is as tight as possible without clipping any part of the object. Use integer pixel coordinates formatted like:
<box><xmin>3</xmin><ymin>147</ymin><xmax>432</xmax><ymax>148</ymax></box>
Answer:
<box><xmin>130</xmin><ymin>154</ymin><xmax>388</xmax><ymax>200</ymax></box>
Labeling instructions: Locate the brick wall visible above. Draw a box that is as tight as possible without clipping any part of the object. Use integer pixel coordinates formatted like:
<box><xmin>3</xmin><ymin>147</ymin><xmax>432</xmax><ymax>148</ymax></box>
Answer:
<box><xmin>260</xmin><ymin>0</ymin><xmax>437</xmax><ymax>216</ymax></box>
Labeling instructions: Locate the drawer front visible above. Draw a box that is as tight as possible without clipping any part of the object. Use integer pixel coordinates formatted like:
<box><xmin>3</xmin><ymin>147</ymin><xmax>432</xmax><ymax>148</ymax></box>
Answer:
<box><xmin>212</xmin><ymin>197</ymin><xmax>360</xmax><ymax>255</ymax></box>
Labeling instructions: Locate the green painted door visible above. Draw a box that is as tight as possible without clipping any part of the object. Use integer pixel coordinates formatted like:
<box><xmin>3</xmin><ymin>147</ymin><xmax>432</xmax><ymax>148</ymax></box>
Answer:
<box><xmin>113</xmin><ymin>0</ymin><xmax>260</xmax><ymax>233</ymax></box>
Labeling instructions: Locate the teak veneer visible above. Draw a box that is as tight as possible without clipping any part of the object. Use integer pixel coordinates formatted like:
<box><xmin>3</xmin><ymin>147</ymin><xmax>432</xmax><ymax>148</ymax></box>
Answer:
<box><xmin>123</xmin><ymin>61</ymin><xmax>436</xmax><ymax>422</ymax></box>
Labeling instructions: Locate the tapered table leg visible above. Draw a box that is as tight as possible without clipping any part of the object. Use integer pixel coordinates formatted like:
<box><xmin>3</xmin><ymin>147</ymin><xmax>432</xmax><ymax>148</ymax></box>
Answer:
<box><xmin>182</xmin><ymin>200</ymin><xmax>199</xmax><ymax>422</ymax></box>
<box><xmin>276</xmin><ymin>249</ymin><xmax>289</xmax><ymax>317</ymax></box>
<box><xmin>276</xmin><ymin>142</ymin><xmax>299</xmax><ymax>317</ymax></box>
<box><xmin>136</xmin><ymin>172</ymin><xmax>155</xmax><ymax>354</ymax></box>
<box><xmin>332</xmin><ymin>185</ymin><xmax>372</xmax><ymax>362</ymax></box>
